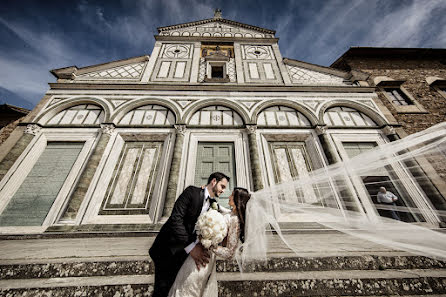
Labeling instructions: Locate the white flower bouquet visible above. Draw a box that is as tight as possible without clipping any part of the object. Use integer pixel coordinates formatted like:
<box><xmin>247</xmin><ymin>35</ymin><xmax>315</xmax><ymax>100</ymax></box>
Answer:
<box><xmin>195</xmin><ymin>209</ymin><xmax>228</xmax><ymax>249</ymax></box>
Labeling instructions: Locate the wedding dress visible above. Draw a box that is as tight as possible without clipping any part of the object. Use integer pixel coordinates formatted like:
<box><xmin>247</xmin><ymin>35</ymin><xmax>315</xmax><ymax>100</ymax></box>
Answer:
<box><xmin>168</xmin><ymin>213</ymin><xmax>240</xmax><ymax>297</ymax></box>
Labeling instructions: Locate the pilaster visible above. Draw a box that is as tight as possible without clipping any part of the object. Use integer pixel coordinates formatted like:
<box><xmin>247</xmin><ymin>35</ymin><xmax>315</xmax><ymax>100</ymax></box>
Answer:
<box><xmin>246</xmin><ymin>125</ymin><xmax>264</xmax><ymax>191</ymax></box>
<box><xmin>190</xmin><ymin>42</ymin><xmax>201</xmax><ymax>83</ymax></box>
<box><xmin>162</xmin><ymin>125</ymin><xmax>186</xmax><ymax>217</ymax></box>
<box><xmin>234</xmin><ymin>42</ymin><xmax>245</xmax><ymax>84</ymax></box>
<box><xmin>315</xmin><ymin>125</ymin><xmax>339</xmax><ymax>165</ymax></box>
<box><xmin>272</xmin><ymin>43</ymin><xmax>292</xmax><ymax>85</ymax></box>
<box><xmin>141</xmin><ymin>41</ymin><xmax>163</xmax><ymax>82</ymax></box>
<box><xmin>58</xmin><ymin>124</ymin><xmax>114</xmax><ymax>222</ymax></box>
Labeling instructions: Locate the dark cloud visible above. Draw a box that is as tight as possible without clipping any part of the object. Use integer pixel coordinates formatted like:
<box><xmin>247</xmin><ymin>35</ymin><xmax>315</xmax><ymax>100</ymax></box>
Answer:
<box><xmin>0</xmin><ymin>0</ymin><xmax>445</xmax><ymax>108</ymax></box>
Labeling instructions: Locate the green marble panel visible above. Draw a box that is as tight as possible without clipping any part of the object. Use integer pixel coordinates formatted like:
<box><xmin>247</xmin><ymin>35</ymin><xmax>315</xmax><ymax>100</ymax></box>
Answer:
<box><xmin>0</xmin><ymin>142</ymin><xmax>83</xmax><ymax>226</ymax></box>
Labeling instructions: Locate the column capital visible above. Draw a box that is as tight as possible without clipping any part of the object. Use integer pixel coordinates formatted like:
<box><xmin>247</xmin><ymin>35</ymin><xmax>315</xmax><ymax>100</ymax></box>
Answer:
<box><xmin>174</xmin><ymin>124</ymin><xmax>187</xmax><ymax>136</ymax></box>
<box><xmin>246</xmin><ymin>124</ymin><xmax>257</xmax><ymax>134</ymax></box>
<box><xmin>315</xmin><ymin>125</ymin><xmax>327</xmax><ymax>135</ymax></box>
<box><xmin>24</xmin><ymin>124</ymin><xmax>42</xmax><ymax>136</ymax></box>
<box><xmin>100</xmin><ymin>123</ymin><xmax>116</xmax><ymax>136</ymax></box>
<box><xmin>382</xmin><ymin>125</ymin><xmax>396</xmax><ymax>136</ymax></box>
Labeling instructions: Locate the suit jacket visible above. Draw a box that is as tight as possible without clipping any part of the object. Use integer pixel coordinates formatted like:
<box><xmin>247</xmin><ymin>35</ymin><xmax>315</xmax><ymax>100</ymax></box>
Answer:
<box><xmin>149</xmin><ymin>186</ymin><xmax>205</xmax><ymax>261</ymax></box>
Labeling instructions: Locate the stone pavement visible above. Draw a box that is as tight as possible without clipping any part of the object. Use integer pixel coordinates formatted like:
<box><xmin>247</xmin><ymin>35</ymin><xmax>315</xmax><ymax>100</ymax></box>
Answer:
<box><xmin>0</xmin><ymin>232</ymin><xmax>410</xmax><ymax>265</ymax></box>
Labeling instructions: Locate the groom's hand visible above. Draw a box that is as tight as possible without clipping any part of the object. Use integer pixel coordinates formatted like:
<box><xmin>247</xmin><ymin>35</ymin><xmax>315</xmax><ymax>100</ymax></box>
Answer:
<box><xmin>190</xmin><ymin>243</ymin><xmax>209</xmax><ymax>270</ymax></box>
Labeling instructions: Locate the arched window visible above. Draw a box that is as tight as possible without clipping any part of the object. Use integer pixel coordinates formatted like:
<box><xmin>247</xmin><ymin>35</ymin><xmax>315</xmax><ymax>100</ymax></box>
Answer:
<box><xmin>118</xmin><ymin>105</ymin><xmax>175</xmax><ymax>126</ymax></box>
<box><xmin>257</xmin><ymin>106</ymin><xmax>311</xmax><ymax>127</ymax></box>
<box><xmin>324</xmin><ymin>107</ymin><xmax>377</xmax><ymax>127</ymax></box>
<box><xmin>46</xmin><ymin>104</ymin><xmax>104</xmax><ymax>125</ymax></box>
<box><xmin>188</xmin><ymin>106</ymin><xmax>244</xmax><ymax>126</ymax></box>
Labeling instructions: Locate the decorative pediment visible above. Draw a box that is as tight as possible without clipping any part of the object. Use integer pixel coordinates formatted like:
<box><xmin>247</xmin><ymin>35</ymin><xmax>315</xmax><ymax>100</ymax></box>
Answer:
<box><xmin>284</xmin><ymin>59</ymin><xmax>352</xmax><ymax>86</ymax></box>
<box><xmin>158</xmin><ymin>18</ymin><xmax>275</xmax><ymax>39</ymax></box>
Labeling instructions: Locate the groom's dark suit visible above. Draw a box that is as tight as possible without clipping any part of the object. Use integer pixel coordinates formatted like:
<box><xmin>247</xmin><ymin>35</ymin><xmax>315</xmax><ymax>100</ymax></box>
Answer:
<box><xmin>149</xmin><ymin>185</ymin><xmax>205</xmax><ymax>297</ymax></box>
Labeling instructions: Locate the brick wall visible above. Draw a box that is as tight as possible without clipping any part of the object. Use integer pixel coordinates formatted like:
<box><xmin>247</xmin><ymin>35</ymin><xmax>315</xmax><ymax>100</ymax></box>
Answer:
<box><xmin>341</xmin><ymin>57</ymin><xmax>446</xmax><ymax>135</ymax></box>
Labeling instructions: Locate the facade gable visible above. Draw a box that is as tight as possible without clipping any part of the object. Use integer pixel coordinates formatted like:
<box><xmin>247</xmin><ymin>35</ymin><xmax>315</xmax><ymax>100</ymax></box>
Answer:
<box><xmin>159</xmin><ymin>20</ymin><xmax>274</xmax><ymax>39</ymax></box>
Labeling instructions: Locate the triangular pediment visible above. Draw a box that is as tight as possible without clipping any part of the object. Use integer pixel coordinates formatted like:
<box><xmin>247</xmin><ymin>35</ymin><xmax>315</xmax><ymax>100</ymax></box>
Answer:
<box><xmin>284</xmin><ymin>59</ymin><xmax>352</xmax><ymax>86</ymax></box>
<box><xmin>158</xmin><ymin>18</ymin><xmax>275</xmax><ymax>39</ymax></box>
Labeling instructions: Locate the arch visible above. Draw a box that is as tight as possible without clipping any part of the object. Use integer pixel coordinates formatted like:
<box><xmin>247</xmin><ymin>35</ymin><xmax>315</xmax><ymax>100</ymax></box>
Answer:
<box><xmin>183</xmin><ymin>99</ymin><xmax>250</xmax><ymax>125</ymax></box>
<box><xmin>111</xmin><ymin>98</ymin><xmax>180</xmax><ymax>125</ymax></box>
<box><xmin>318</xmin><ymin>101</ymin><xmax>388</xmax><ymax>127</ymax></box>
<box><xmin>251</xmin><ymin>100</ymin><xmax>319</xmax><ymax>126</ymax></box>
<box><xmin>36</xmin><ymin>96</ymin><xmax>111</xmax><ymax>125</ymax></box>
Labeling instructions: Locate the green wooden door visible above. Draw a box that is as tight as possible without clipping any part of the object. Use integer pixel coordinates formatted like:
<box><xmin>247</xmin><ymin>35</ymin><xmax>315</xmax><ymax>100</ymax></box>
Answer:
<box><xmin>194</xmin><ymin>142</ymin><xmax>236</xmax><ymax>208</ymax></box>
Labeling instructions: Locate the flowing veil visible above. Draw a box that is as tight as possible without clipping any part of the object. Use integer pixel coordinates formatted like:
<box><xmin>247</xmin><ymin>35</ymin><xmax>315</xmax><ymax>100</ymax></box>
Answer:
<box><xmin>237</xmin><ymin>122</ymin><xmax>446</xmax><ymax>270</ymax></box>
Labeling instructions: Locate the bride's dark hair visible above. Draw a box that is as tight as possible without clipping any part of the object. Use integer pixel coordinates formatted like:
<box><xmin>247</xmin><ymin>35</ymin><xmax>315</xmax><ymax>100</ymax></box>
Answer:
<box><xmin>232</xmin><ymin>187</ymin><xmax>251</xmax><ymax>243</ymax></box>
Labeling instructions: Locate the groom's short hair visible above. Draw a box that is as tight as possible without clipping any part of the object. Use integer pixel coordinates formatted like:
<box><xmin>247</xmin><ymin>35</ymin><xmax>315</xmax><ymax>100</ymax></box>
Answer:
<box><xmin>207</xmin><ymin>172</ymin><xmax>230</xmax><ymax>184</ymax></box>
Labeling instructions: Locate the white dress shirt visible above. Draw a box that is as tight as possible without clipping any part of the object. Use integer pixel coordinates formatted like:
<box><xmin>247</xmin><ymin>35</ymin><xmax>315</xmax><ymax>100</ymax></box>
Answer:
<box><xmin>377</xmin><ymin>191</ymin><xmax>398</xmax><ymax>204</ymax></box>
<box><xmin>184</xmin><ymin>187</ymin><xmax>210</xmax><ymax>254</ymax></box>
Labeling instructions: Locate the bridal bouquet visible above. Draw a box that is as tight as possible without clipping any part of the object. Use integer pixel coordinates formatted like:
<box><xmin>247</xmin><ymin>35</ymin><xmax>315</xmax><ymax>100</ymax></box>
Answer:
<box><xmin>195</xmin><ymin>209</ymin><xmax>228</xmax><ymax>249</ymax></box>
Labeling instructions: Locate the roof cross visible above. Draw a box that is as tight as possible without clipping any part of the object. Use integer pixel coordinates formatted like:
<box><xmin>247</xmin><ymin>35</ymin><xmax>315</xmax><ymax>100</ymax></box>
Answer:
<box><xmin>213</xmin><ymin>8</ymin><xmax>222</xmax><ymax>19</ymax></box>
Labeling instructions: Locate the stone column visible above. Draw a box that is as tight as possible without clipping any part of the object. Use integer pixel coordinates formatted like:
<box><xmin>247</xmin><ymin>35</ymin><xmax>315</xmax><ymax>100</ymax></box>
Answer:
<box><xmin>162</xmin><ymin>125</ymin><xmax>186</xmax><ymax>217</ymax></box>
<box><xmin>315</xmin><ymin>125</ymin><xmax>339</xmax><ymax>165</ymax></box>
<box><xmin>59</xmin><ymin>124</ymin><xmax>115</xmax><ymax>222</ymax></box>
<box><xmin>315</xmin><ymin>125</ymin><xmax>361</xmax><ymax>212</ymax></box>
<box><xmin>246</xmin><ymin>125</ymin><xmax>264</xmax><ymax>191</ymax></box>
<box><xmin>0</xmin><ymin>124</ymin><xmax>41</xmax><ymax>182</ymax></box>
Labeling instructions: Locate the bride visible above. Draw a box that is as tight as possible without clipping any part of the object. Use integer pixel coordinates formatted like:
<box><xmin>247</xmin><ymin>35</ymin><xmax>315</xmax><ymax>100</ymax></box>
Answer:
<box><xmin>167</xmin><ymin>187</ymin><xmax>251</xmax><ymax>297</ymax></box>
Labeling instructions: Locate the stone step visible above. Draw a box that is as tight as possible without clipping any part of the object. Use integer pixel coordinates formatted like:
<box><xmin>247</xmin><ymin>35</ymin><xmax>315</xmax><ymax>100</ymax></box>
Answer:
<box><xmin>1</xmin><ymin>255</ymin><xmax>445</xmax><ymax>280</ymax></box>
<box><xmin>1</xmin><ymin>269</ymin><xmax>446</xmax><ymax>296</ymax></box>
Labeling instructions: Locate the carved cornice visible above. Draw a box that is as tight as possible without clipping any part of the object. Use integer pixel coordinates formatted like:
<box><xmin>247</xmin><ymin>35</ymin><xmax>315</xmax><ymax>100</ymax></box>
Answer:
<box><xmin>49</xmin><ymin>83</ymin><xmax>375</xmax><ymax>93</ymax></box>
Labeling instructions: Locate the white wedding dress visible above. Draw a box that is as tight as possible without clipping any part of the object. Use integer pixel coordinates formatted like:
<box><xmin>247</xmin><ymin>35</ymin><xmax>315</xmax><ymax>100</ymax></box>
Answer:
<box><xmin>168</xmin><ymin>214</ymin><xmax>240</xmax><ymax>297</ymax></box>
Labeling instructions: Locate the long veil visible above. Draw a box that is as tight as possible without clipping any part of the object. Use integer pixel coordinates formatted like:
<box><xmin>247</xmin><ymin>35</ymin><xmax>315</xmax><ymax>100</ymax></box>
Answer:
<box><xmin>238</xmin><ymin>122</ymin><xmax>446</xmax><ymax>270</ymax></box>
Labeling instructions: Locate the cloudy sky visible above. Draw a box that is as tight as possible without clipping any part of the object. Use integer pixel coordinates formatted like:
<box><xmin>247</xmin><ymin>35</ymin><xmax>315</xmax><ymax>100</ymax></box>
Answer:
<box><xmin>1</xmin><ymin>0</ymin><xmax>445</xmax><ymax>109</ymax></box>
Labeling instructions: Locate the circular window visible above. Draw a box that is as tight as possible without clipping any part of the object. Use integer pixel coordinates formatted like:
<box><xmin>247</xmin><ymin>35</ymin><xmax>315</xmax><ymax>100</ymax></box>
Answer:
<box><xmin>254</xmin><ymin>50</ymin><xmax>261</xmax><ymax>55</ymax></box>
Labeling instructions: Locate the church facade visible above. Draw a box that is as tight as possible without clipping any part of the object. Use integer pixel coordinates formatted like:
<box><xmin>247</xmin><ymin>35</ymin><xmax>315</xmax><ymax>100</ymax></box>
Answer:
<box><xmin>0</xmin><ymin>12</ymin><xmax>444</xmax><ymax>234</ymax></box>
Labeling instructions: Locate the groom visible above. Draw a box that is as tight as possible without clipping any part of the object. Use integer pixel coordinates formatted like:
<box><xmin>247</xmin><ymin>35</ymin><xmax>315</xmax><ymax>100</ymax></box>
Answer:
<box><xmin>149</xmin><ymin>172</ymin><xmax>230</xmax><ymax>297</ymax></box>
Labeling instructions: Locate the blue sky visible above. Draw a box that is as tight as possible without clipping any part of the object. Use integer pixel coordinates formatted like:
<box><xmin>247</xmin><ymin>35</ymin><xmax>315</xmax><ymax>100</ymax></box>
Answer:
<box><xmin>1</xmin><ymin>0</ymin><xmax>445</xmax><ymax>109</ymax></box>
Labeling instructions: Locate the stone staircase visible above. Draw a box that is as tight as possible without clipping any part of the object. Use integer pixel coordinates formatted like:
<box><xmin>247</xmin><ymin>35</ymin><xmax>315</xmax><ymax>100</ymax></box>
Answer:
<box><xmin>0</xmin><ymin>232</ymin><xmax>445</xmax><ymax>296</ymax></box>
